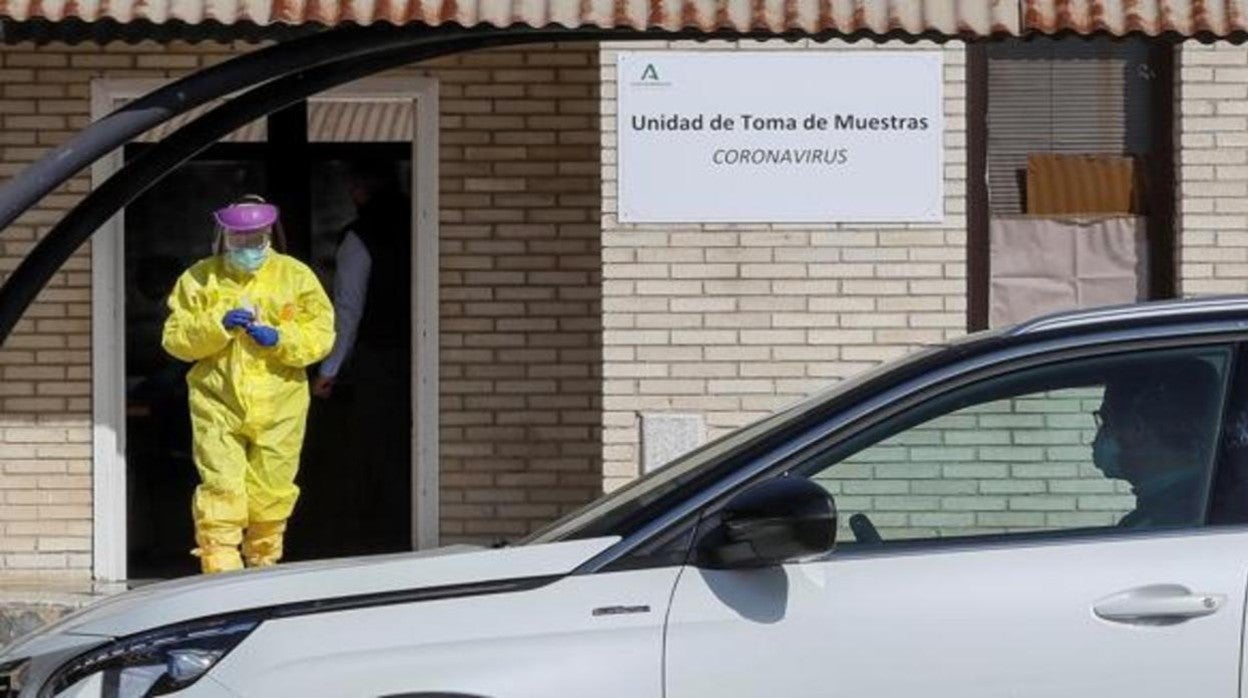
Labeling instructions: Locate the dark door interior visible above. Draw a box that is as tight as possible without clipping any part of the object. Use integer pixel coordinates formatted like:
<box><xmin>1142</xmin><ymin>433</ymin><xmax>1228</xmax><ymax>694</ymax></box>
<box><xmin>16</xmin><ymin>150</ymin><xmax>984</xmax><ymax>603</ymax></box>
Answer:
<box><xmin>123</xmin><ymin>121</ymin><xmax>412</xmax><ymax>578</ymax></box>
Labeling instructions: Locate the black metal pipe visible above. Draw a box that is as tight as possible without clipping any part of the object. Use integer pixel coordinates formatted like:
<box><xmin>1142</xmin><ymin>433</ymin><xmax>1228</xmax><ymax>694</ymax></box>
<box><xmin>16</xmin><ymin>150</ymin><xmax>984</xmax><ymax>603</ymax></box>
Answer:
<box><xmin>0</xmin><ymin>23</ymin><xmax>475</xmax><ymax>233</ymax></box>
<box><xmin>0</xmin><ymin>21</ymin><xmax>811</xmax><ymax>235</ymax></box>
<box><xmin>0</xmin><ymin>27</ymin><xmax>670</xmax><ymax>342</ymax></box>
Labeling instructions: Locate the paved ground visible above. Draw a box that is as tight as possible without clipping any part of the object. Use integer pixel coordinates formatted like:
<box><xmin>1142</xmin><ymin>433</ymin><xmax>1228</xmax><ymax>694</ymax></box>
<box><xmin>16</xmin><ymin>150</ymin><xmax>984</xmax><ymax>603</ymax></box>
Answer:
<box><xmin>0</xmin><ymin>581</ymin><xmax>126</xmax><ymax>646</ymax></box>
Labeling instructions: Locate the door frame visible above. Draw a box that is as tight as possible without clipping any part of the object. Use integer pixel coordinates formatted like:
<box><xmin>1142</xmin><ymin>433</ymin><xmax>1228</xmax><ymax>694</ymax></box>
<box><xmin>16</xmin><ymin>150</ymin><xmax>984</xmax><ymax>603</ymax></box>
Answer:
<box><xmin>90</xmin><ymin>76</ymin><xmax>440</xmax><ymax>581</ymax></box>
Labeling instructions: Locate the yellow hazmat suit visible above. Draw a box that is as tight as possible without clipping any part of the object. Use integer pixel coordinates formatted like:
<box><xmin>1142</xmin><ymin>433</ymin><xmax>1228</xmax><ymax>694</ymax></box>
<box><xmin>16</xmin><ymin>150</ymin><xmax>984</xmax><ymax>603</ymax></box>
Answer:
<box><xmin>162</xmin><ymin>252</ymin><xmax>334</xmax><ymax>573</ymax></box>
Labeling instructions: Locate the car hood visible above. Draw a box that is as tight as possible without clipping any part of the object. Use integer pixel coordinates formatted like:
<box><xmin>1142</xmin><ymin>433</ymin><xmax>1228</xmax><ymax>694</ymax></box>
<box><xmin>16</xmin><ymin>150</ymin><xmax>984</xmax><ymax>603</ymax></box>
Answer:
<box><xmin>28</xmin><ymin>537</ymin><xmax>619</xmax><ymax>642</ymax></box>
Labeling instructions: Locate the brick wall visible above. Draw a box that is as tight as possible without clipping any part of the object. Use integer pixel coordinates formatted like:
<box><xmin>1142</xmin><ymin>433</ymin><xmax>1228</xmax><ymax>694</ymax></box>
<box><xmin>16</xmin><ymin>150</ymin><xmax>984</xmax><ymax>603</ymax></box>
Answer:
<box><xmin>1177</xmin><ymin>42</ymin><xmax>1248</xmax><ymax>295</ymax></box>
<box><xmin>429</xmin><ymin>44</ymin><xmax>604</xmax><ymax>543</ymax></box>
<box><xmin>599</xmin><ymin>39</ymin><xmax>968</xmax><ymax>490</ymax></box>
<box><xmin>0</xmin><ymin>41</ymin><xmax>244</xmax><ymax>579</ymax></box>
<box><xmin>816</xmin><ymin>389</ymin><xmax>1135</xmax><ymax>542</ymax></box>
<box><xmin>0</xmin><ymin>40</ymin><xmax>602</xmax><ymax>577</ymax></box>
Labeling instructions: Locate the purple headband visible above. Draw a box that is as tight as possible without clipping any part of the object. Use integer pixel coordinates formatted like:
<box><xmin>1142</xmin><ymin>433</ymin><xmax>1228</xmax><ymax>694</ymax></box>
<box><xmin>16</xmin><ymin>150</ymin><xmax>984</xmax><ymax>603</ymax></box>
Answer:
<box><xmin>213</xmin><ymin>202</ymin><xmax>279</xmax><ymax>233</ymax></box>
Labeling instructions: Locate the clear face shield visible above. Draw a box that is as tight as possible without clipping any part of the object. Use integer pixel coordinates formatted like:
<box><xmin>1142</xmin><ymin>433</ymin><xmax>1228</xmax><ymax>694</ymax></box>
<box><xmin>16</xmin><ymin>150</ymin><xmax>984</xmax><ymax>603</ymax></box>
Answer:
<box><xmin>220</xmin><ymin>227</ymin><xmax>272</xmax><ymax>253</ymax></box>
<box><xmin>214</xmin><ymin>200</ymin><xmax>278</xmax><ymax>273</ymax></box>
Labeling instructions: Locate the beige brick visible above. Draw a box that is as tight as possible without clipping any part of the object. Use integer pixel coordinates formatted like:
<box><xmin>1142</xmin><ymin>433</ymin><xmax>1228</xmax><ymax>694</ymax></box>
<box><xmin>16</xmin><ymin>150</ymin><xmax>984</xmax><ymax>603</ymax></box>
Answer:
<box><xmin>1184</xmin><ymin>48</ymin><xmax>1248</xmax><ymax>66</ymax></box>
<box><xmin>635</xmin><ymin>280</ymin><xmax>702</xmax><ymax>295</ymax></box>
<box><xmin>1185</xmin><ymin>84</ymin><xmax>1248</xmax><ymax>101</ymax></box>
<box><xmin>6</xmin><ymin>53</ymin><xmax>68</xmax><ymax>67</ymax></box>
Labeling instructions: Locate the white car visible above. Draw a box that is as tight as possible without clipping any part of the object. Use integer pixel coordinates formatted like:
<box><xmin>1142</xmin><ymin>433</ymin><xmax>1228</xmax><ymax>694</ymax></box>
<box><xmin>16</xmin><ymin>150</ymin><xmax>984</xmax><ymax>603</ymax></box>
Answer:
<box><xmin>8</xmin><ymin>297</ymin><xmax>1248</xmax><ymax>697</ymax></box>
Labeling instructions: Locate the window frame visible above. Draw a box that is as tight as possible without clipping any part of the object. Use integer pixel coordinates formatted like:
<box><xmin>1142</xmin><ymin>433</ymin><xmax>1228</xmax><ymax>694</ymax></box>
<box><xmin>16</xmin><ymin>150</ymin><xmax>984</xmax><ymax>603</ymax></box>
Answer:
<box><xmin>966</xmin><ymin>36</ymin><xmax>1178</xmax><ymax>332</ymax></box>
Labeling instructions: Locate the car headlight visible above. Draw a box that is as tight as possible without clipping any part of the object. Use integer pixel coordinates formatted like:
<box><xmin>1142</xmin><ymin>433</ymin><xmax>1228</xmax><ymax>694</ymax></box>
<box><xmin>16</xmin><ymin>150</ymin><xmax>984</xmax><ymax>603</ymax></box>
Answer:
<box><xmin>41</xmin><ymin>615</ymin><xmax>260</xmax><ymax>698</ymax></box>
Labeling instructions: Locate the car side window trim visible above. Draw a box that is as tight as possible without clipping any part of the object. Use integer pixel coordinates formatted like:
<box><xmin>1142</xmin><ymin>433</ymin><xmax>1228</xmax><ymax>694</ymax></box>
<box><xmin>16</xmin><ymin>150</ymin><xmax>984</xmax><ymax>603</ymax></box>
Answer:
<box><xmin>1203</xmin><ymin>343</ymin><xmax>1248</xmax><ymax>526</ymax></box>
<box><xmin>820</xmin><ymin>521</ymin><xmax>1248</xmax><ymax>562</ymax></box>
<box><xmin>1195</xmin><ymin>343</ymin><xmax>1239</xmax><ymax>524</ymax></box>
<box><xmin>577</xmin><ymin>328</ymin><xmax>1248</xmax><ymax>574</ymax></box>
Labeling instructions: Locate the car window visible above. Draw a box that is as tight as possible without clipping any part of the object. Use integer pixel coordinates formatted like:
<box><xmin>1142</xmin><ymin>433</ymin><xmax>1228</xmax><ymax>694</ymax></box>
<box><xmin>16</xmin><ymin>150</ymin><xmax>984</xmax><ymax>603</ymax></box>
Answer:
<box><xmin>795</xmin><ymin>345</ymin><xmax>1234</xmax><ymax>548</ymax></box>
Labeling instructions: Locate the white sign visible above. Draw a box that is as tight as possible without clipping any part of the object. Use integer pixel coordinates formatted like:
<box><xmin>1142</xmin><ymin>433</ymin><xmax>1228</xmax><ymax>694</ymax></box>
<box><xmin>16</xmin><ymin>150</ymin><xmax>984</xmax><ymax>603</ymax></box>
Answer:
<box><xmin>616</xmin><ymin>52</ymin><xmax>945</xmax><ymax>223</ymax></box>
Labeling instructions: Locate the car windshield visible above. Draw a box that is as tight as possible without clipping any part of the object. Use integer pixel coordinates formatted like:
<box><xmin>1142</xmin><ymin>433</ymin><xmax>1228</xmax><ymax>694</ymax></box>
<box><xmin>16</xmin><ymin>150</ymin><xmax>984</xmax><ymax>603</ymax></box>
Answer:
<box><xmin>521</xmin><ymin>338</ymin><xmax>970</xmax><ymax>545</ymax></box>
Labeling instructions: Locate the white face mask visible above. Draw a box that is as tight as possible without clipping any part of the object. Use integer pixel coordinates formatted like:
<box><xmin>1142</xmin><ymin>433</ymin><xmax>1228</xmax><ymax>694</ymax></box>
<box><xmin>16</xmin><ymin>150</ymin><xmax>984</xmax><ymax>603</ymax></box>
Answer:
<box><xmin>225</xmin><ymin>245</ymin><xmax>269</xmax><ymax>273</ymax></box>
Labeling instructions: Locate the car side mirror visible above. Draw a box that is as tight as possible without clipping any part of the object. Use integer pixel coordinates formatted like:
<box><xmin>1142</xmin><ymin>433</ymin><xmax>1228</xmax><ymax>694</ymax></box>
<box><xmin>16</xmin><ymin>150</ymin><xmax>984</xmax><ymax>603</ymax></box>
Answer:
<box><xmin>697</xmin><ymin>477</ymin><xmax>837</xmax><ymax>569</ymax></box>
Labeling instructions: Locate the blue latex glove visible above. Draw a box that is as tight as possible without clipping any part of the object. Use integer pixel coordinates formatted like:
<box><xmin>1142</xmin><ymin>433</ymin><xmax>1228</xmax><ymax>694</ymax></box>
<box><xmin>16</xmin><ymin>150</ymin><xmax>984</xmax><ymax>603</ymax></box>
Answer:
<box><xmin>222</xmin><ymin>308</ymin><xmax>255</xmax><ymax>330</ymax></box>
<box><xmin>246</xmin><ymin>324</ymin><xmax>280</xmax><ymax>348</ymax></box>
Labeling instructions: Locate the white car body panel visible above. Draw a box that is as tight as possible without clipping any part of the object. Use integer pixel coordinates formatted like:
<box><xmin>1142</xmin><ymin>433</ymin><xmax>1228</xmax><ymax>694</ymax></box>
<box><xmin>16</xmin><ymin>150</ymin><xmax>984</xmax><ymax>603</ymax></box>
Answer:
<box><xmin>50</xmin><ymin>538</ymin><xmax>619</xmax><ymax>638</ymax></box>
<box><xmin>2</xmin><ymin>631</ymin><xmax>107</xmax><ymax>665</ymax></box>
<box><xmin>57</xmin><ymin>673</ymin><xmax>241</xmax><ymax>698</ymax></box>
<box><xmin>666</xmin><ymin>531</ymin><xmax>1248</xmax><ymax>697</ymax></box>
<box><xmin>209</xmin><ymin>568</ymin><xmax>679</xmax><ymax>698</ymax></box>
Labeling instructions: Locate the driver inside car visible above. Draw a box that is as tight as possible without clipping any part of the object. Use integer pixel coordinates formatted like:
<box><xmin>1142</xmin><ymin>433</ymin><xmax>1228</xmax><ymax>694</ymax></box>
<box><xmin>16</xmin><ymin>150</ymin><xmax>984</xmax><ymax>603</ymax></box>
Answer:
<box><xmin>1091</xmin><ymin>357</ymin><xmax>1224</xmax><ymax>528</ymax></box>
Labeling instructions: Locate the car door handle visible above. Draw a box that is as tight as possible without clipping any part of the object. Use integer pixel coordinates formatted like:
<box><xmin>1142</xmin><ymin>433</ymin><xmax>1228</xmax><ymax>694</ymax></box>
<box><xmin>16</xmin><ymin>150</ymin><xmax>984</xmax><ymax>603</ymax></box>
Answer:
<box><xmin>1093</xmin><ymin>584</ymin><xmax>1226</xmax><ymax>625</ymax></box>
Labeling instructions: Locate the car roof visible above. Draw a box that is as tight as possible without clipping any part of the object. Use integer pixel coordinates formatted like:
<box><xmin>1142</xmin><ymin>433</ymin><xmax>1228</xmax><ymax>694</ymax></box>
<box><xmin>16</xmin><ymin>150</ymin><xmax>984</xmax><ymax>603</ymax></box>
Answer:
<box><xmin>1008</xmin><ymin>295</ymin><xmax>1248</xmax><ymax>338</ymax></box>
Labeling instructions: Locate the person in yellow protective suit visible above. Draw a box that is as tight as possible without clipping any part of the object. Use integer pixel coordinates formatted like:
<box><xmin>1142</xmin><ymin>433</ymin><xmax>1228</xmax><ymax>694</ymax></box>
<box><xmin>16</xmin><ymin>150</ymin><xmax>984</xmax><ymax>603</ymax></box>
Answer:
<box><xmin>162</xmin><ymin>197</ymin><xmax>335</xmax><ymax>574</ymax></box>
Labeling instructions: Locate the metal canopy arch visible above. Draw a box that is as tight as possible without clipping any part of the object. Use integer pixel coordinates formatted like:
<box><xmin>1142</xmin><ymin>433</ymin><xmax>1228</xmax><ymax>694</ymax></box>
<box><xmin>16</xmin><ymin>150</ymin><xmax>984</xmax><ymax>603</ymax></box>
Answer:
<box><xmin>0</xmin><ymin>28</ymin><xmax>587</xmax><ymax>340</ymax></box>
<box><xmin>0</xmin><ymin>24</ymin><xmax>873</xmax><ymax>343</ymax></box>
<box><xmin>0</xmin><ymin>24</ymin><xmax>451</xmax><ymax>231</ymax></box>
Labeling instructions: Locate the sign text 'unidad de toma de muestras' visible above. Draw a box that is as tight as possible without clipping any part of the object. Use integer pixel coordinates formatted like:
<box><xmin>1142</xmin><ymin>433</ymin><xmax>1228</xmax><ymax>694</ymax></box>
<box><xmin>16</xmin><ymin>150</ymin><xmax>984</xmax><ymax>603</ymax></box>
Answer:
<box><xmin>616</xmin><ymin>51</ymin><xmax>945</xmax><ymax>224</ymax></box>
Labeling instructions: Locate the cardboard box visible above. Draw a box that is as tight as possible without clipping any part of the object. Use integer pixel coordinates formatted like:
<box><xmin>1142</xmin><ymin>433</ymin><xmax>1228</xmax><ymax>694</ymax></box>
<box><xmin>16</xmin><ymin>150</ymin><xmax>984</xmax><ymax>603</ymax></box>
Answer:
<box><xmin>1026</xmin><ymin>153</ymin><xmax>1139</xmax><ymax>215</ymax></box>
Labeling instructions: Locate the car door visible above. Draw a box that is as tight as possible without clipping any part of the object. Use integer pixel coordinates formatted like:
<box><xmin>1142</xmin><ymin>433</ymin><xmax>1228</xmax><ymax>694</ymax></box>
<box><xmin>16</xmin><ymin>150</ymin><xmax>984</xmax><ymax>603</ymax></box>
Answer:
<box><xmin>664</xmin><ymin>342</ymin><xmax>1248</xmax><ymax>698</ymax></box>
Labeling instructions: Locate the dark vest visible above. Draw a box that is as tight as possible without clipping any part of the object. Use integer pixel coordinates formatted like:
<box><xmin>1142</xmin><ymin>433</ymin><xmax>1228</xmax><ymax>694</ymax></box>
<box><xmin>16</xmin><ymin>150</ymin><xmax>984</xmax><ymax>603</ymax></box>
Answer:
<box><xmin>342</xmin><ymin>194</ymin><xmax>411</xmax><ymax>350</ymax></box>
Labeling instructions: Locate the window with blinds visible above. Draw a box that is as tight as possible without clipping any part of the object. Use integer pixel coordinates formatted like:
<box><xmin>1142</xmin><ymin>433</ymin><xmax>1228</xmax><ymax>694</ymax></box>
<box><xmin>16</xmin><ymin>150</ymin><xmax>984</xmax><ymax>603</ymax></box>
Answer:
<box><xmin>986</xmin><ymin>38</ymin><xmax>1154</xmax><ymax>214</ymax></box>
<box><xmin>971</xmin><ymin>37</ymin><xmax>1174</xmax><ymax>331</ymax></box>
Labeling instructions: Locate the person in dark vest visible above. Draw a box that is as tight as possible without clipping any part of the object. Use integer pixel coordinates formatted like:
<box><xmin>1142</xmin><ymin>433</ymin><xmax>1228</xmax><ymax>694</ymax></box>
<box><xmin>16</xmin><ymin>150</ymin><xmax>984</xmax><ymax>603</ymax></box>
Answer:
<box><xmin>314</xmin><ymin>160</ymin><xmax>411</xmax><ymax>396</ymax></box>
<box><xmin>312</xmin><ymin>159</ymin><xmax>412</xmax><ymax>551</ymax></box>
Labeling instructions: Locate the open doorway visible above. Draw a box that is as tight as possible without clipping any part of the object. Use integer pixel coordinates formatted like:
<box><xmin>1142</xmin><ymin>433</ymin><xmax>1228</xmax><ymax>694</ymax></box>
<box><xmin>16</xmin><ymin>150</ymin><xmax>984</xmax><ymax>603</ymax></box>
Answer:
<box><xmin>122</xmin><ymin>135</ymin><xmax>413</xmax><ymax>579</ymax></box>
<box><xmin>296</xmin><ymin>147</ymin><xmax>414</xmax><ymax>562</ymax></box>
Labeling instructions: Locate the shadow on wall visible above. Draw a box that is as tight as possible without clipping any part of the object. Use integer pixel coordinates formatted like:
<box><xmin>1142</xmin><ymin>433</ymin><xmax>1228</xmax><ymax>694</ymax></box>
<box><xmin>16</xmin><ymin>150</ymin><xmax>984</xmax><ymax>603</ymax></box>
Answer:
<box><xmin>435</xmin><ymin>42</ymin><xmax>605</xmax><ymax>545</ymax></box>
